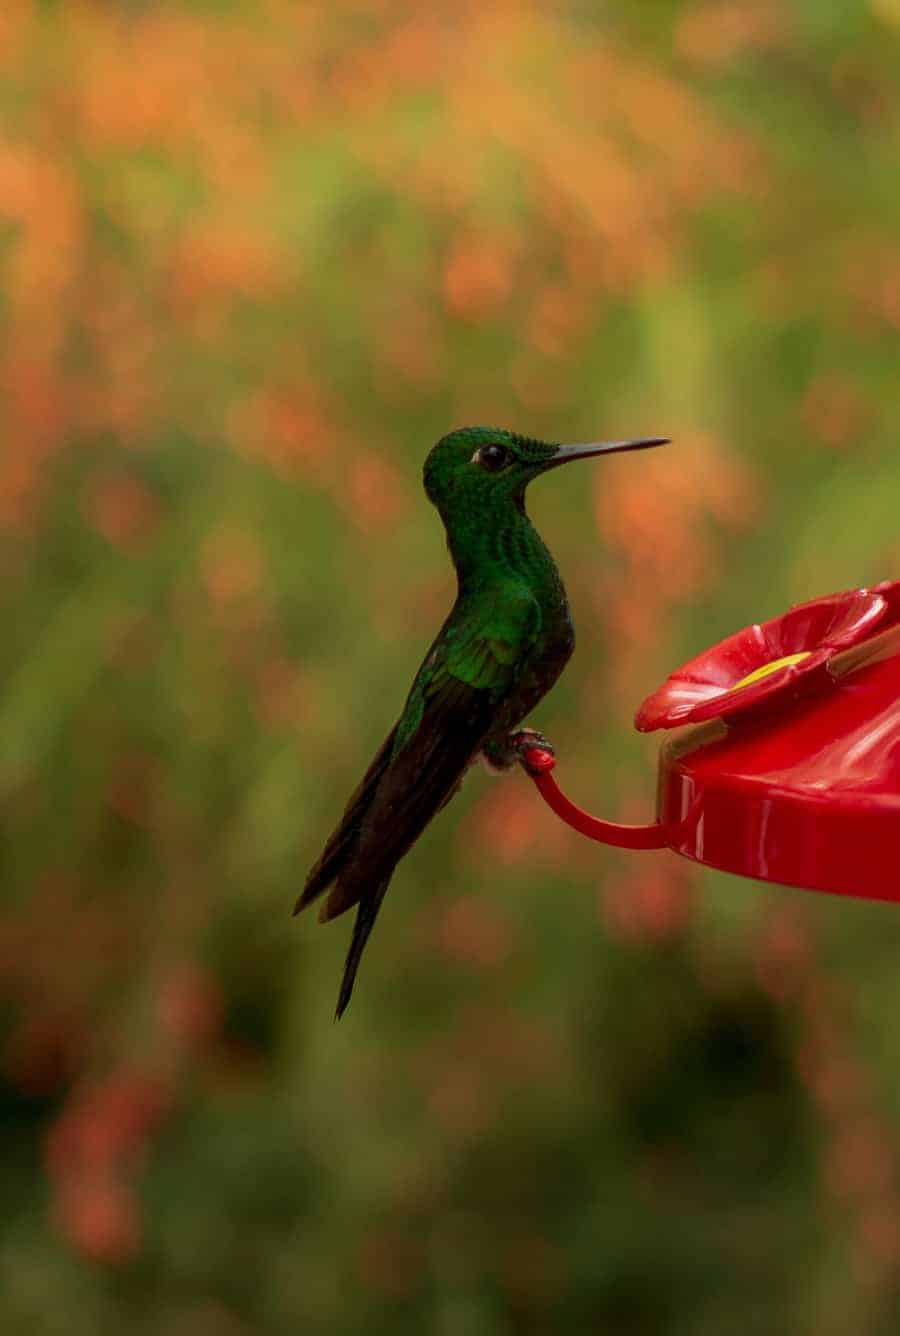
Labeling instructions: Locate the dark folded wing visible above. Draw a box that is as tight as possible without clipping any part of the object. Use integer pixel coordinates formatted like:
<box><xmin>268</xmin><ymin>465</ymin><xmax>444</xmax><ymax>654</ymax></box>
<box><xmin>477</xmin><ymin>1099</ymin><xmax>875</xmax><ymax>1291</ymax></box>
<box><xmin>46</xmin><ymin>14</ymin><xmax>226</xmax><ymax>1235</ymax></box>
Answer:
<box><xmin>320</xmin><ymin>585</ymin><xmax>542</xmax><ymax>920</ymax></box>
<box><xmin>293</xmin><ymin>725</ymin><xmax>398</xmax><ymax>915</ymax></box>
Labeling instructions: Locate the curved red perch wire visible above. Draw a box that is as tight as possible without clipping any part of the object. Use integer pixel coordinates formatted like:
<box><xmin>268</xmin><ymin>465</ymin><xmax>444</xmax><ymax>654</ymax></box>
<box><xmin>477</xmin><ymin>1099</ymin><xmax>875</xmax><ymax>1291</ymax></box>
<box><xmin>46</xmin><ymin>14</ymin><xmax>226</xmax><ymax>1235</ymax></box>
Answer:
<box><xmin>519</xmin><ymin>747</ymin><xmax>666</xmax><ymax>851</ymax></box>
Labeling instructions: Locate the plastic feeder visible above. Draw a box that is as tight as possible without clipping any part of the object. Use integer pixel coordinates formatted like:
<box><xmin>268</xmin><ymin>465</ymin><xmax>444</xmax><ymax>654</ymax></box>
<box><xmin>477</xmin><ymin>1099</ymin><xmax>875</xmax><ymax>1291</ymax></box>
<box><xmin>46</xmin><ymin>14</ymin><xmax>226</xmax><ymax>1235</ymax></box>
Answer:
<box><xmin>519</xmin><ymin>583</ymin><xmax>900</xmax><ymax>901</ymax></box>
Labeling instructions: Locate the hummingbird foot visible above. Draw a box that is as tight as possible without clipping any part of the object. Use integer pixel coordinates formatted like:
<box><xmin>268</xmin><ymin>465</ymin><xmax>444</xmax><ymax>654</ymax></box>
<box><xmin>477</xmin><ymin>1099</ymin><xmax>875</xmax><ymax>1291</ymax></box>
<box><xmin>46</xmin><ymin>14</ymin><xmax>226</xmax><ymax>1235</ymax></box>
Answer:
<box><xmin>509</xmin><ymin>728</ymin><xmax>556</xmax><ymax>774</ymax></box>
<box><xmin>509</xmin><ymin>727</ymin><xmax>555</xmax><ymax>758</ymax></box>
<box><xmin>480</xmin><ymin>728</ymin><xmax>556</xmax><ymax>774</ymax></box>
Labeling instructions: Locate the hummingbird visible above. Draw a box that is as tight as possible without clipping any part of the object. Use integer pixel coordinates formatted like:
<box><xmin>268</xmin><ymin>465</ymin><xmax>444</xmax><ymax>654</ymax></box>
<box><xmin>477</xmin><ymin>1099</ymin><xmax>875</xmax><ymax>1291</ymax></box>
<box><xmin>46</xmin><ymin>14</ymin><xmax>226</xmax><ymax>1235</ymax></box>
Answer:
<box><xmin>296</xmin><ymin>426</ymin><xmax>668</xmax><ymax>1017</ymax></box>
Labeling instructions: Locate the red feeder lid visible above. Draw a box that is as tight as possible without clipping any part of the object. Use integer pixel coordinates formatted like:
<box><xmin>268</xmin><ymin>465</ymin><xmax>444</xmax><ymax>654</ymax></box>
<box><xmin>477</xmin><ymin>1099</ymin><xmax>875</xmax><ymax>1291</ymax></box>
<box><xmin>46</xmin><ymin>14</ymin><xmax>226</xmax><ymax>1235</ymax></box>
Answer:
<box><xmin>658</xmin><ymin>625</ymin><xmax>900</xmax><ymax>900</ymax></box>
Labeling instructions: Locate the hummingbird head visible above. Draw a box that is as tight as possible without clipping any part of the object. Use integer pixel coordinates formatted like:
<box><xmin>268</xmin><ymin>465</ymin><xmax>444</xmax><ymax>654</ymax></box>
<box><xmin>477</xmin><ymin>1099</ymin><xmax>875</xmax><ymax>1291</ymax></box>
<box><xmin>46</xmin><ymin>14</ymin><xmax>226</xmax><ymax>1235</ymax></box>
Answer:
<box><xmin>423</xmin><ymin>426</ymin><xmax>668</xmax><ymax>514</ymax></box>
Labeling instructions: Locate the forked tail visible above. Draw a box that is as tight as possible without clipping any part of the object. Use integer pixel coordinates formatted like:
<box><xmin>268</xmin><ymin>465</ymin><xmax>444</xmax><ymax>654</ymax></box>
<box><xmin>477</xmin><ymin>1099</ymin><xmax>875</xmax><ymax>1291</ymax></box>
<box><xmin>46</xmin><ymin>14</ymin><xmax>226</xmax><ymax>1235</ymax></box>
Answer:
<box><xmin>334</xmin><ymin>878</ymin><xmax>391</xmax><ymax>1019</ymax></box>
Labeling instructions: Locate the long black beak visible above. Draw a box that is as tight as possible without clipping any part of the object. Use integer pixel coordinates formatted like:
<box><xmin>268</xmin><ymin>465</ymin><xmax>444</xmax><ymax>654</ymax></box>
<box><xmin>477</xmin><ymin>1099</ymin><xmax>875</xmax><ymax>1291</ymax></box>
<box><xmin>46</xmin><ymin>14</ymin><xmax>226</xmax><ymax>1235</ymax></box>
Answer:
<box><xmin>549</xmin><ymin>437</ymin><xmax>670</xmax><ymax>467</ymax></box>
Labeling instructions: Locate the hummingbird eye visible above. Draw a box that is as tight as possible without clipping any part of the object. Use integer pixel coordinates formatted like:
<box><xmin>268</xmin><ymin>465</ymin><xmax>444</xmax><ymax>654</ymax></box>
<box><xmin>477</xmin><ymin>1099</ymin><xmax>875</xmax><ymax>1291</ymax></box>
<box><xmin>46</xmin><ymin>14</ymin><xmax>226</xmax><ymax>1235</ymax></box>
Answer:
<box><xmin>476</xmin><ymin>444</ymin><xmax>510</xmax><ymax>472</ymax></box>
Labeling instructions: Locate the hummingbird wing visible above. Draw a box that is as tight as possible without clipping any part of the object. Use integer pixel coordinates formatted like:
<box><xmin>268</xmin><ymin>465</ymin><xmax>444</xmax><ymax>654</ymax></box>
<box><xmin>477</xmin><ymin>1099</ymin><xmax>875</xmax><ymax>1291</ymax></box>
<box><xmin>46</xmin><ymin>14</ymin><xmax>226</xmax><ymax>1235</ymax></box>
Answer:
<box><xmin>327</xmin><ymin>584</ymin><xmax>542</xmax><ymax>906</ymax></box>
<box><xmin>295</xmin><ymin>724</ymin><xmax>399</xmax><ymax>914</ymax></box>
<box><xmin>299</xmin><ymin>585</ymin><xmax>542</xmax><ymax>1017</ymax></box>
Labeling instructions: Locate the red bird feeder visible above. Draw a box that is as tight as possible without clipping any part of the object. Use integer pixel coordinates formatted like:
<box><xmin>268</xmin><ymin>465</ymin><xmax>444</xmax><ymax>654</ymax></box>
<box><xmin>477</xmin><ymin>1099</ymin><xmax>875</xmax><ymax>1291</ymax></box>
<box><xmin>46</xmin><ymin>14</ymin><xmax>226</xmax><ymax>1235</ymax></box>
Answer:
<box><xmin>520</xmin><ymin>581</ymin><xmax>900</xmax><ymax>901</ymax></box>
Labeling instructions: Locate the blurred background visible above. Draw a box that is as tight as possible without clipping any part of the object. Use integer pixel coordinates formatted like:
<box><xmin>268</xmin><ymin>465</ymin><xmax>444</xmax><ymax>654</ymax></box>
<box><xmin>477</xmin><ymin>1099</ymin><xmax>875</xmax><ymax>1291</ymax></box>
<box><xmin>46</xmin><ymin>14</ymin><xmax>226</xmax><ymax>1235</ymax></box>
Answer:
<box><xmin>3</xmin><ymin>1</ymin><xmax>900</xmax><ymax>1332</ymax></box>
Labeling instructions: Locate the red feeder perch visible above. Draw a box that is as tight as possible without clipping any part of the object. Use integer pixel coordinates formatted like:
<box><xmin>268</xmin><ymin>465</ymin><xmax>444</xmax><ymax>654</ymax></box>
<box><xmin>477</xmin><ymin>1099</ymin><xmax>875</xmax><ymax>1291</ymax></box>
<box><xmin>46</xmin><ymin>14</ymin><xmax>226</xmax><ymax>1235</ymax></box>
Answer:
<box><xmin>520</xmin><ymin>582</ymin><xmax>900</xmax><ymax>901</ymax></box>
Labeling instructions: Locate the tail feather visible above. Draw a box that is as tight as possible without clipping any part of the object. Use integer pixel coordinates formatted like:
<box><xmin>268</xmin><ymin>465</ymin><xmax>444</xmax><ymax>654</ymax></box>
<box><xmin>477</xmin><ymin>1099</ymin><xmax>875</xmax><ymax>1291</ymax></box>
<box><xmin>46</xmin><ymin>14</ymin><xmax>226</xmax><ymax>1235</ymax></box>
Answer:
<box><xmin>319</xmin><ymin>877</ymin><xmax>362</xmax><ymax>923</ymax></box>
<box><xmin>334</xmin><ymin>878</ymin><xmax>391</xmax><ymax>1020</ymax></box>
<box><xmin>294</xmin><ymin>726</ymin><xmax>397</xmax><ymax>916</ymax></box>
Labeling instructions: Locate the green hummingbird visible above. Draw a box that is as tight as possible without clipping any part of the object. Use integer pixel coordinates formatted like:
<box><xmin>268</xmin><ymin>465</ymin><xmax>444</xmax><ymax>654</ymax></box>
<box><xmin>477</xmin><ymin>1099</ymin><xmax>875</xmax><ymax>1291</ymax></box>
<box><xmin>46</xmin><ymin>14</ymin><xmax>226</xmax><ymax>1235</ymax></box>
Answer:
<box><xmin>296</xmin><ymin>426</ymin><xmax>668</xmax><ymax>1017</ymax></box>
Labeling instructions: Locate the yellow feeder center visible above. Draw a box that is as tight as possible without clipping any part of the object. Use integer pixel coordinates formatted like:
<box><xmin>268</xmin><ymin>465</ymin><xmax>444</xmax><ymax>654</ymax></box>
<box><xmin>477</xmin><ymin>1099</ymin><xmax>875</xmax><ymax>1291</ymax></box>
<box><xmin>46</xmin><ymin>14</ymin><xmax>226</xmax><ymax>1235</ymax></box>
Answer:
<box><xmin>731</xmin><ymin>651</ymin><xmax>813</xmax><ymax>692</ymax></box>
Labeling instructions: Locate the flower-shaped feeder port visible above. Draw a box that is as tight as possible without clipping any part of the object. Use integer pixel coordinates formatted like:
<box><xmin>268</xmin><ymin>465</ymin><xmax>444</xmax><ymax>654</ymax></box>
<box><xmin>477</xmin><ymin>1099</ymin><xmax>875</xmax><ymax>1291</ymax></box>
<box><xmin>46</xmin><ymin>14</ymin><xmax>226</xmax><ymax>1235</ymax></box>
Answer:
<box><xmin>518</xmin><ymin>581</ymin><xmax>900</xmax><ymax>901</ymax></box>
<box><xmin>635</xmin><ymin>587</ymin><xmax>889</xmax><ymax>732</ymax></box>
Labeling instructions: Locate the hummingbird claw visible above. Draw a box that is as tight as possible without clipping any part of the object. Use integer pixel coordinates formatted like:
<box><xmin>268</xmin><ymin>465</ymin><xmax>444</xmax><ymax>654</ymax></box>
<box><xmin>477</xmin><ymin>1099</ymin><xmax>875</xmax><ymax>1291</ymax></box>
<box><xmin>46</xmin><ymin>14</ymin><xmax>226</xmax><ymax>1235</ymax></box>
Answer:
<box><xmin>509</xmin><ymin>727</ymin><xmax>554</xmax><ymax>755</ymax></box>
<box><xmin>479</xmin><ymin>728</ymin><xmax>556</xmax><ymax>773</ymax></box>
<box><xmin>508</xmin><ymin>729</ymin><xmax>557</xmax><ymax>775</ymax></box>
